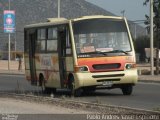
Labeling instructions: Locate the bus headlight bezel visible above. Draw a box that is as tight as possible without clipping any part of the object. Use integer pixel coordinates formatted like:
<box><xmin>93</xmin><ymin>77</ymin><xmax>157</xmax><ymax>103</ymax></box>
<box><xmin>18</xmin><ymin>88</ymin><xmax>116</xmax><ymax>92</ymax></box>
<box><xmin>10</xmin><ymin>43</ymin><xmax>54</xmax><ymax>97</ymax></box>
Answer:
<box><xmin>74</xmin><ymin>66</ymin><xmax>89</xmax><ymax>72</ymax></box>
<box><xmin>125</xmin><ymin>63</ymin><xmax>136</xmax><ymax>69</ymax></box>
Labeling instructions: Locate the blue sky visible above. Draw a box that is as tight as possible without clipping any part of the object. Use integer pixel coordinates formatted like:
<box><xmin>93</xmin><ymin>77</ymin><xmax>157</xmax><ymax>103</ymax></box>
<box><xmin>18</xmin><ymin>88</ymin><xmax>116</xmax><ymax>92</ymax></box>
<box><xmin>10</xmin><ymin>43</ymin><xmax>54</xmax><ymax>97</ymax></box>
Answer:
<box><xmin>86</xmin><ymin>0</ymin><xmax>149</xmax><ymax>25</ymax></box>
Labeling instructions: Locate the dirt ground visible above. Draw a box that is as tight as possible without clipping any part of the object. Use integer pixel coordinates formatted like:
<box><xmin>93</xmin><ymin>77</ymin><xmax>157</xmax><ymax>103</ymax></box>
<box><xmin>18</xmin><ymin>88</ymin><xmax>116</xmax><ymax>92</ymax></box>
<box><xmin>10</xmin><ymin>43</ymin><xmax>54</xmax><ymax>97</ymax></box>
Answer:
<box><xmin>0</xmin><ymin>97</ymin><xmax>90</xmax><ymax>114</ymax></box>
<box><xmin>0</xmin><ymin>60</ymin><xmax>24</xmax><ymax>70</ymax></box>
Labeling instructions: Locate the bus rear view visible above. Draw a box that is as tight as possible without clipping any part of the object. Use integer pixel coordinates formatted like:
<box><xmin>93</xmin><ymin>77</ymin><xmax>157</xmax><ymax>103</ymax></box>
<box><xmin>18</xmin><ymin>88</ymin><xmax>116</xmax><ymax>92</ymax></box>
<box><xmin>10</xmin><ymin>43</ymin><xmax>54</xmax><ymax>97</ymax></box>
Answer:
<box><xmin>72</xmin><ymin>16</ymin><xmax>138</xmax><ymax>95</ymax></box>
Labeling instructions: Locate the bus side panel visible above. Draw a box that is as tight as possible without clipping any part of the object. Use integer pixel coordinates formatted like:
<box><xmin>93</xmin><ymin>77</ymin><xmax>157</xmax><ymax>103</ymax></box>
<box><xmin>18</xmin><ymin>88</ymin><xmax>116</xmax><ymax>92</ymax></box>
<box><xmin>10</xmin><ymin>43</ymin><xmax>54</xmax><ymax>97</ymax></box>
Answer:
<box><xmin>38</xmin><ymin>53</ymin><xmax>61</xmax><ymax>88</ymax></box>
<box><xmin>66</xmin><ymin>57</ymin><xmax>74</xmax><ymax>72</ymax></box>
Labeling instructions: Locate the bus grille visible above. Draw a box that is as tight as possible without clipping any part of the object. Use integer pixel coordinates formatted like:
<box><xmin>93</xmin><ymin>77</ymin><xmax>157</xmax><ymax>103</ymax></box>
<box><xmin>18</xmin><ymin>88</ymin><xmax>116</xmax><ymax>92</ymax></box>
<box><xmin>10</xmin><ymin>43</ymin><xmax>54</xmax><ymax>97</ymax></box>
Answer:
<box><xmin>92</xmin><ymin>63</ymin><xmax>121</xmax><ymax>70</ymax></box>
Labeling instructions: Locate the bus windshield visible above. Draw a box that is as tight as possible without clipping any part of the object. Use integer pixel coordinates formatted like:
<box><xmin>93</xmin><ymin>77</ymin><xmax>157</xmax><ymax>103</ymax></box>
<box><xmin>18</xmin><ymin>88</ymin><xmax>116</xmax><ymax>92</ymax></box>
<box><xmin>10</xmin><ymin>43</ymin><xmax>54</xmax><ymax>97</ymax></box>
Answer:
<box><xmin>73</xmin><ymin>18</ymin><xmax>131</xmax><ymax>57</ymax></box>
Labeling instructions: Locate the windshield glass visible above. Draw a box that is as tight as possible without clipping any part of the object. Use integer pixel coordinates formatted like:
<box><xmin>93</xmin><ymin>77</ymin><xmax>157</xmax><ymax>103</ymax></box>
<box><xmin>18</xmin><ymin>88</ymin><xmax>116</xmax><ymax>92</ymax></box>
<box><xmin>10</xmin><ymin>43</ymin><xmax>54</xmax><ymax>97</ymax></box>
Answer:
<box><xmin>73</xmin><ymin>18</ymin><xmax>131</xmax><ymax>57</ymax></box>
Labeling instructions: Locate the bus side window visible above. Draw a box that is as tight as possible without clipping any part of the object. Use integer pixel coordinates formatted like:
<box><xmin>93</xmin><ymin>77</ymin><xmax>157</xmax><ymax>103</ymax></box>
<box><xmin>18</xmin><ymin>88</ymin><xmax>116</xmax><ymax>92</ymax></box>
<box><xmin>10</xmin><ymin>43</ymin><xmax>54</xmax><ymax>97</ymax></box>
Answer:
<box><xmin>36</xmin><ymin>29</ymin><xmax>46</xmax><ymax>53</ymax></box>
<box><xmin>47</xmin><ymin>28</ymin><xmax>58</xmax><ymax>52</ymax></box>
<box><xmin>66</xmin><ymin>29</ymin><xmax>72</xmax><ymax>55</ymax></box>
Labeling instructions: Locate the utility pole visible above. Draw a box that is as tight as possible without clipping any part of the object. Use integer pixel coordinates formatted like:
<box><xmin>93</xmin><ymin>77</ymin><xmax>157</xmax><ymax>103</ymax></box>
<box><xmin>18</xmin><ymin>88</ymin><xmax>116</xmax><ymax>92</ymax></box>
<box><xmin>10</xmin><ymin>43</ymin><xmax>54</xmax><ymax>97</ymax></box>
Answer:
<box><xmin>150</xmin><ymin>0</ymin><xmax>154</xmax><ymax>75</ymax></box>
<box><xmin>8</xmin><ymin>0</ymin><xmax>11</xmax><ymax>70</ymax></box>
<box><xmin>58</xmin><ymin>0</ymin><xmax>60</xmax><ymax>18</ymax></box>
<box><xmin>156</xmin><ymin>30</ymin><xmax>159</xmax><ymax>75</ymax></box>
<box><xmin>14</xmin><ymin>29</ymin><xmax>16</xmax><ymax>59</ymax></box>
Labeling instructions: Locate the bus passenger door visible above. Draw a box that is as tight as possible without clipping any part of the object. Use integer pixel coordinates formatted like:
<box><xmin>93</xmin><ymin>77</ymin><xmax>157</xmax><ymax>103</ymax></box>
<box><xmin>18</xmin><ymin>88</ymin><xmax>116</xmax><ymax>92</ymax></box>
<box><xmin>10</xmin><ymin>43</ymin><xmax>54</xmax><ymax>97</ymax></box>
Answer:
<box><xmin>58</xmin><ymin>28</ymin><xmax>67</xmax><ymax>88</ymax></box>
<box><xmin>29</xmin><ymin>30</ymin><xmax>37</xmax><ymax>85</ymax></box>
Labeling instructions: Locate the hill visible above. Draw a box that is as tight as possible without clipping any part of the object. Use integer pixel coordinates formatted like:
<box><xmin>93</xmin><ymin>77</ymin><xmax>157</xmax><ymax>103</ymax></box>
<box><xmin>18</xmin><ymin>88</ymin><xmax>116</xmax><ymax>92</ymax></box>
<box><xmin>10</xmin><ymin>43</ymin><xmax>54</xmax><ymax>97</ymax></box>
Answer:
<box><xmin>0</xmin><ymin>0</ymin><xmax>146</xmax><ymax>52</ymax></box>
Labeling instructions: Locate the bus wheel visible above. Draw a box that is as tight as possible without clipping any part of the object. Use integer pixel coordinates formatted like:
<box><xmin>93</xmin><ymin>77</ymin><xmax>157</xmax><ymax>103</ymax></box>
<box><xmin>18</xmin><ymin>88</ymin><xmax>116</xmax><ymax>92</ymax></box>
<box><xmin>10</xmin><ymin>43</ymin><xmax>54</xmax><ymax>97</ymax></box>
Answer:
<box><xmin>39</xmin><ymin>75</ymin><xmax>45</xmax><ymax>93</ymax></box>
<box><xmin>74</xmin><ymin>88</ymin><xmax>83</xmax><ymax>97</ymax></box>
<box><xmin>83</xmin><ymin>87</ymin><xmax>96</xmax><ymax>94</ymax></box>
<box><xmin>68</xmin><ymin>76</ymin><xmax>82</xmax><ymax>97</ymax></box>
<box><xmin>121</xmin><ymin>85</ymin><xmax>133</xmax><ymax>95</ymax></box>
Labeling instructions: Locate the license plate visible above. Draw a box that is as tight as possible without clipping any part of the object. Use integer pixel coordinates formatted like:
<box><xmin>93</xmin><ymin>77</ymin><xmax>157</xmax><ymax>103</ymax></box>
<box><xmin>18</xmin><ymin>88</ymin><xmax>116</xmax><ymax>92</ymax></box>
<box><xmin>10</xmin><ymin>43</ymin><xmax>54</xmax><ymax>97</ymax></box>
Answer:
<box><xmin>102</xmin><ymin>81</ymin><xmax>113</xmax><ymax>87</ymax></box>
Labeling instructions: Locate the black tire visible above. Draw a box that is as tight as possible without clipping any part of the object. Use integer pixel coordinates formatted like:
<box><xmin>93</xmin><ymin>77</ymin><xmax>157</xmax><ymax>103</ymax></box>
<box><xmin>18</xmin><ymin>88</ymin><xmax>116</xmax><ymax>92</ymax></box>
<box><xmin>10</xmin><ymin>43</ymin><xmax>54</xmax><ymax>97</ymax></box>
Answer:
<box><xmin>68</xmin><ymin>76</ymin><xmax>82</xmax><ymax>97</ymax></box>
<box><xmin>68</xmin><ymin>76</ymin><xmax>74</xmax><ymax>94</ymax></box>
<box><xmin>39</xmin><ymin>75</ymin><xmax>45</xmax><ymax>93</ymax></box>
<box><xmin>44</xmin><ymin>87</ymin><xmax>56</xmax><ymax>94</ymax></box>
<box><xmin>74</xmin><ymin>88</ymin><xmax>83</xmax><ymax>97</ymax></box>
<box><xmin>121</xmin><ymin>85</ymin><xmax>133</xmax><ymax>95</ymax></box>
<box><xmin>83</xmin><ymin>87</ymin><xmax>96</xmax><ymax>94</ymax></box>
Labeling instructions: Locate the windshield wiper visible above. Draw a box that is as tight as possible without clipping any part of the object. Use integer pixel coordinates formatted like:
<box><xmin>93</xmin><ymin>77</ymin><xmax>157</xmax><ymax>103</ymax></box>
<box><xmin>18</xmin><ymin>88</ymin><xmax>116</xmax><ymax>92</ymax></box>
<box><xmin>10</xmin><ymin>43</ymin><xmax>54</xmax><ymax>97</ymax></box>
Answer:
<box><xmin>107</xmin><ymin>50</ymin><xmax>128</xmax><ymax>55</ymax></box>
<box><xmin>79</xmin><ymin>51</ymin><xmax>107</xmax><ymax>55</ymax></box>
<box><xmin>94</xmin><ymin>51</ymin><xmax>107</xmax><ymax>55</ymax></box>
<box><xmin>79</xmin><ymin>50</ymin><xmax>128</xmax><ymax>56</ymax></box>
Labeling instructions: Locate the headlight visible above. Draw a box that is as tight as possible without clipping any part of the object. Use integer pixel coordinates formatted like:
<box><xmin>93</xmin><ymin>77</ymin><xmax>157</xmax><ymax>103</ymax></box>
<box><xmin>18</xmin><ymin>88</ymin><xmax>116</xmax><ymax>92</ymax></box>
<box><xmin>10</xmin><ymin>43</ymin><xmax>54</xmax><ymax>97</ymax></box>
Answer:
<box><xmin>125</xmin><ymin>63</ymin><xmax>136</xmax><ymax>69</ymax></box>
<box><xmin>74</xmin><ymin>66</ymin><xmax>89</xmax><ymax>72</ymax></box>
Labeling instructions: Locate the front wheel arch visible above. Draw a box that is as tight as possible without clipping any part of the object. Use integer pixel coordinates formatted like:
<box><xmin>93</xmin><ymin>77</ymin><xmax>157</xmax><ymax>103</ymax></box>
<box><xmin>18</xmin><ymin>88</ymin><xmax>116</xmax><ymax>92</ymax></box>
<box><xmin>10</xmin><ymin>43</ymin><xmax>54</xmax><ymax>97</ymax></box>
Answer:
<box><xmin>68</xmin><ymin>74</ymin><xmax>82</xmax><ymax>97</ymax></box>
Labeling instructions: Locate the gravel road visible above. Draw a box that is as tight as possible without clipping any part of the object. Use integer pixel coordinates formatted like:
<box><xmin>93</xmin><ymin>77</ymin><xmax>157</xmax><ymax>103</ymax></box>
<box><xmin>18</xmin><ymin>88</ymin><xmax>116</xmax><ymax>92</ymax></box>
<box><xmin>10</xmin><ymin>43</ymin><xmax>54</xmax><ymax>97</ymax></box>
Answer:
<box><xmin>0</xmin><ymin>98</ymin><xmax>90</xmax><ymax>114</ymax></box>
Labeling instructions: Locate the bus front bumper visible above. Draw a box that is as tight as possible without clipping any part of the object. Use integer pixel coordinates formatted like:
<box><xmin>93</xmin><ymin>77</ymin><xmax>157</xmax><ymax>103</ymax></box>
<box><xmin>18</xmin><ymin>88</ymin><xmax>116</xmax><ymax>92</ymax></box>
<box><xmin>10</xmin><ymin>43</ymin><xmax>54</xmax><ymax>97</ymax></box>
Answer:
<box><xmin>73</xmin><ymin>69</ymin><xmax>138</xmax><ymax>89</ymax></box>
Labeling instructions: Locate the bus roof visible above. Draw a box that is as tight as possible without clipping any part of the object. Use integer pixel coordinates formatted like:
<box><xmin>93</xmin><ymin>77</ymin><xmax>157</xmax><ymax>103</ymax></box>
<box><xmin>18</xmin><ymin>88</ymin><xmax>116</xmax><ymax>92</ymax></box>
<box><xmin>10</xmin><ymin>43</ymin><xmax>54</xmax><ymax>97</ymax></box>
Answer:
<box><xmin>24</xmin><ymin>18</ymin><xmax>69</xmax><ymax>29</ymax></box>
<box><xmin>72</xmin><ymin>15</ymin><xmax>125</xmax><ymax>22</ymax></box>
<box><xmin>24</xmin><ymin>15</ymin><xmax>125</xmax><ymax>29</ymax></box>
